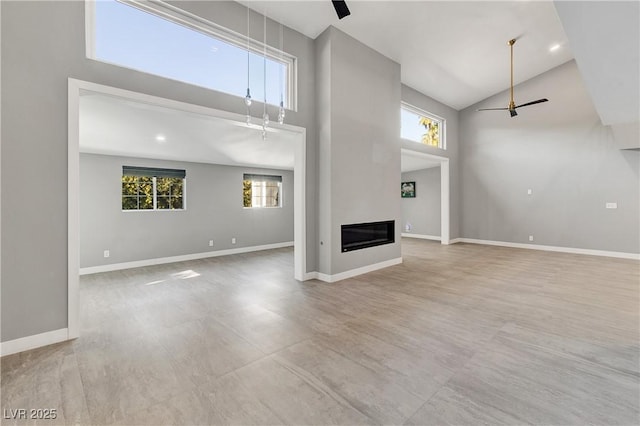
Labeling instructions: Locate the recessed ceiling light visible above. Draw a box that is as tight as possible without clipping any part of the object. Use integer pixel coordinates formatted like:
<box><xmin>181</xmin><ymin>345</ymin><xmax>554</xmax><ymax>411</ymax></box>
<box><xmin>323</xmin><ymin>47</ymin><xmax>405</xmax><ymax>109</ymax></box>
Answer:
<box><xmin>549</xmin><ymin>44</ymin><xmax>561</xmax><ymax>52</ymax></box>
<box><xmin>155</xmin><ymin>134</ymin><xmax>166</xmax><ymax>142</ymax></box>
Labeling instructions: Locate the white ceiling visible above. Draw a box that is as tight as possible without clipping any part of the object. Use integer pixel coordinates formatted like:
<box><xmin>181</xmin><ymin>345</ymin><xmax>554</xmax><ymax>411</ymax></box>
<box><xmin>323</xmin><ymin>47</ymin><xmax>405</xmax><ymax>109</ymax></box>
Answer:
<box><xmin>79</xmin><ymin>94</ymin><xmax>298</xmax><ymax>170</ymax></box>
<box><xmin>242</xmin><ymin>0</ymin><xmax>573</xmax><ymax>110</ymax></box>
<box><xmin>81</xmin><ymin>92</ymin><xmax>439</xmax><ymax>172</ymax></box>
<box><xmin>401</xmin><ymin>153</ymin><xmax>441</xmax><ymax>173</ymax></box>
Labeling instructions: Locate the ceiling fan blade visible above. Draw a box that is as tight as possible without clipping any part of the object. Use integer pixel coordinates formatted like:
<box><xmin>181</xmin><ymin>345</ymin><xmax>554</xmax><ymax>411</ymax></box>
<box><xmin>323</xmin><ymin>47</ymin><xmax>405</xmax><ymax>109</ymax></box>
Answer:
<box><xmin>515</xmin><ymin>98</ymin><xmax>549</xmax><ymax>109</ymax></box>
<box><xmin>332</xmin><ymin>0</ymin><xmax>351</xmax><ymax>19</ymax></box>
<box><xmin>476</xmin><ymin>107</ymin><xmax>509</xmax><ymax>111</ymax></box>
<box><xmin>477</xmin><ymin>40</ymin><xmax>548</xmax><ymax>117</ymax></box>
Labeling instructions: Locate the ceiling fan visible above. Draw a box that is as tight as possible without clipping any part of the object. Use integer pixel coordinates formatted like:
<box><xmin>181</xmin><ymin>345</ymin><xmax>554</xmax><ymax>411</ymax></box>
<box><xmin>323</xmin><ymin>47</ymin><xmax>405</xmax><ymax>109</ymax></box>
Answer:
<box><xmin>332</xmin><ymin>0</ymin><xmax>351</xmax><ymax>19</ymax></box>
<box><xmin>477</xmin><ymin>38</ymin><xmax>548</xmax><ymax>117</ymax></box>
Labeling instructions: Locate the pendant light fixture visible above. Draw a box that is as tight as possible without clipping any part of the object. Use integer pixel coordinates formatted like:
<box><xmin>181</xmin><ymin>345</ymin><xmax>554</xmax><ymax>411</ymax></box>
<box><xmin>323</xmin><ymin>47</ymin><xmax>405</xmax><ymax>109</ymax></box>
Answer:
<box><xmin>244</xmin><ymin>5</ymin><xmax>252</xmax><ymax>125</ymax></box>
<box><xmin>262</xmin><ymin>6</ymin><xmax>269</xmax><ymax>140</ymax></box>
<box><xmin>277</xmin><ymin>22</ymin><xmax>285</xmax><ymax>125</ymax></box>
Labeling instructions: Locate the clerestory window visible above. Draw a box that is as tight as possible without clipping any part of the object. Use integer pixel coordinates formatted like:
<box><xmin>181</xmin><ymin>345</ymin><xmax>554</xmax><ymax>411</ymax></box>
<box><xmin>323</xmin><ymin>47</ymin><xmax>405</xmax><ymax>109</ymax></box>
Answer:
<box><xmin>87</xmin><ymin>0</ymin><xmax>296</xmax><ymax>109</ymax></box>
<box><xmin>401</xmin><ymin>103</ymin><xmax>446</xmax><ymax>149</ymax></box>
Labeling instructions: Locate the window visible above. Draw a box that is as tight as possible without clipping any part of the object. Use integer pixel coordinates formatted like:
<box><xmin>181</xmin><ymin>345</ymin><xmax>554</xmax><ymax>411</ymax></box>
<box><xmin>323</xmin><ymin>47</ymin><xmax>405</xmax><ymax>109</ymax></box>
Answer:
<box><xmin>401</xmin><ymin>103</ymin><xmax>446</xmax><ymax>149</ymax></box>
<box><xmin>243</xmin><ymin>174</ymin><xmax>282</xmax><ymax>208</ymax></box>
<box><xmin>122</xmin><ymin>166</ymin><xmax>185</xmax><ymax>211</ymax></box>
<box><xmin>88</xmin><ymin>0</ymin><xmax>295</xmax><ymax>109</ymax></box>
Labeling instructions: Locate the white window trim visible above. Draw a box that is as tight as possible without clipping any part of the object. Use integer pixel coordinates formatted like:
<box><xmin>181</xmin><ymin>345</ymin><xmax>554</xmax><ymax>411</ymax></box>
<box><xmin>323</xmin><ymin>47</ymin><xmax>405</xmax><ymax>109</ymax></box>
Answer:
<box><xmin>401</xmin><ymin>102</ymin><xmax>447</xmax><ymax>150</ymax></box>
<box><xmin>85</xmin><ymin>0</ymin><xmax>298</xmax><ymax>111</ymax></box>
<box><xmin>122</xmin><ymin>176</ymin><xmax>187</xmax><ymax>212</ymax></box>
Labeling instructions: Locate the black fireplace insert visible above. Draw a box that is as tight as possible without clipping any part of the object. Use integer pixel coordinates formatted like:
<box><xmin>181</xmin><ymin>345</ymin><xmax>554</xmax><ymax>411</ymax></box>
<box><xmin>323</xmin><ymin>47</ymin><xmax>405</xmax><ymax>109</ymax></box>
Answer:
<box><xmin>341</xmin><ymin>220</ymin><xmax>395</xmax><ymax>252</ymax></box>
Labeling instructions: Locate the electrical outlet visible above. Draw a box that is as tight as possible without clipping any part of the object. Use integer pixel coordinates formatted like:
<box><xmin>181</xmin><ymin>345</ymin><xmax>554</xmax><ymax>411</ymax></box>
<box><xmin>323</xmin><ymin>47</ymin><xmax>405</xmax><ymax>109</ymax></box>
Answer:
<box><xmin>103</xmin><ymin>250</ymin><xmax>110</xmax><ymax>258</ymax></box>
<box><xmin>606</xmin><ymin>202</ymin><xmax>617</xmax><ymax>209</ymax></box>
<box><xmin>528</xmin><ymin>235</ymin><xmax>534</xmax><ymax>242</ymax></box>
<box><xmin>208</xmin><ymin>240</ymin><xmax>214</xmax><ymax>247</ymax></box>
<box><xmin>405</xmin><ymin>222</ymin><xmax>412</xmax><ymax>231</ymax></box>
<box><xmin>231</xmin><ymin>238</ymin><xmax>236</xmax><ymax>244</ymax></box>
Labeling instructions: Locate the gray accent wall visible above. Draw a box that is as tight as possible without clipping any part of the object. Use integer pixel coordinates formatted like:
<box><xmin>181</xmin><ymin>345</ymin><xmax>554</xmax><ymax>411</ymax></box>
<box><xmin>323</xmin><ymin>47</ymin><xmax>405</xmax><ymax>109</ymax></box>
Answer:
<box><xmin>401</xmin><ymin>167</ymin><xmax>441</xmax><ymax>237</ymax></box>
<box><xmin>316</xmin><ymin>27</ymin><xmax>402</xmax><ymax>275</ymax></box>
<box><xmin>460</xmin><ymin>61</ymin><xmax>640</xmax><ymax>254</ymax></box>
<box><xmin>80</xmin><ymin>154</ymin><xmax>293</xmax><ymax>268</ymax></box>
<box><xmin>1</xmin><ymin>1</ymin><xmax>317</xmax><ymax>342</ymax></box>
<box><xmin>401</xmin><ymin>85</ymin><xmax>461</xmax><ymax>239</ymax></box>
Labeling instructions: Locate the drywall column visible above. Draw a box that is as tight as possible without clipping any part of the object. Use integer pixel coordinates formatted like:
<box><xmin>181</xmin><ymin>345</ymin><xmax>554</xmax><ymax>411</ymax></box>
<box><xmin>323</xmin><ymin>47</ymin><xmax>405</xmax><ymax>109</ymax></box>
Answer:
<box><xmin>316</xmin><ymin>27</ymin><xmax>402</xmax><ymax>277</ymax></box>
<box><xmin>316</xmin><ymin>29</ymin><xmax>333</xmax><ymax>275</ymax></box>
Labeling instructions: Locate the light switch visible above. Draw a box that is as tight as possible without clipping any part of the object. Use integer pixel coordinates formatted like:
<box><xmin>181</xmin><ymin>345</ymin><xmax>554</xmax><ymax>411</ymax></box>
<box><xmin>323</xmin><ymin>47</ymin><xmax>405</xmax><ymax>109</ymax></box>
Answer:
<box><xmin>527</xmin><ymin>189</ymin><xmax>532</xmax><ymax>195</ymax></box>
<box><xmin>606</xmin><ymin>202</ymin><xmax>618</xmax><ymax>209</ymax></box>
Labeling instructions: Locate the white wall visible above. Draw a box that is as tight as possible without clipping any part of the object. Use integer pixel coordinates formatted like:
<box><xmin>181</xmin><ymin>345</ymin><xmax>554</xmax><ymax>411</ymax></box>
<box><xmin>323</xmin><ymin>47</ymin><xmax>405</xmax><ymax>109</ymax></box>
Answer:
<box><xmin>80</xmin><ymin>154</ymin><xmax>294</xmax><ymax>268</ymax></box>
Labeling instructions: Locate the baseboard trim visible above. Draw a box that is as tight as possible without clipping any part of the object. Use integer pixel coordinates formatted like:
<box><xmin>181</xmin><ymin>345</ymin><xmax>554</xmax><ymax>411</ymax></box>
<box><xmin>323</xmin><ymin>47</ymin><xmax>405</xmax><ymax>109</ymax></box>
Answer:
<box><xmin>308</xmin><ymin>257</ymin><xmax>403</xmax><ymax>283</ymax></box>
<box><xmin>1</xmin><ymin>328</ymin><xmax>70</xmax><ymax>357</ymax></box>
<box><xmin>303</xmin><ymin>272</ymin><xmax>319</xmax><ymax>281</ymax></box>
<box><xmin>457</xmin><ymin>238</ymin><xmax>640</xmax><ymax>260</ymax></box>
<box><xmin>80</xmin><ymin>241</ymin><xmax>295</xmax><ymax>275</ymax></box>
<box><xmin>449</xmin><ymin>238</ymin><xmax>463</xmax><ymax>244</ymax></box>
<box><xmin>401</xmin><ymin>233</ymin><xmax>441</xmax><ymax>241</ymax></box>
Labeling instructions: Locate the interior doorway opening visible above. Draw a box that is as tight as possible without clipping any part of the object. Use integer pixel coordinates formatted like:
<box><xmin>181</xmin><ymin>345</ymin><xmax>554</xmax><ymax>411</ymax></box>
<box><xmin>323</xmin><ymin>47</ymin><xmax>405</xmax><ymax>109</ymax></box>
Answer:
<box><xmin>68</xmin><ymin>79</ymin><xmax>307</xmax><ymax>339</ymax></box>
<box><xmin>400</xmin><ymin>148</ymin><xmax>450</xmax><ymax>245</ymax></box>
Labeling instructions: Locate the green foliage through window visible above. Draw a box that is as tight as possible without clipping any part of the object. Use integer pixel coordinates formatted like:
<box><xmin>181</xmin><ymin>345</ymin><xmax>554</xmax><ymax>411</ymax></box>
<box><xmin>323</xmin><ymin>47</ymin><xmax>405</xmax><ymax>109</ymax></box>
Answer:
<box><xmin>419</xmin><ymin>116</ymin><xmax>440</xmax><ymax>147</ymax></box>
<box><xmin>122</xmin><ymin>176</ymin><xmax>154</xmax><ymax>210</ymax></box>
<box><xmin>401</xmin><ymin>105</ymin><xmax>445</xmax><ymax>149</ymax></box>
<box><xmin>243</xmin><ymin>180</ymin><xmax>252</xmax><ymax>208</ymax></box>
<box><xmin>122</xmin><ymin>175</ymin><xmax>184</xmax><ymax>210</ymax></box>
<box><xmin>156</xmin><ymin>177</ymin><xmax>184</xmax><ymax>210</ymax></box>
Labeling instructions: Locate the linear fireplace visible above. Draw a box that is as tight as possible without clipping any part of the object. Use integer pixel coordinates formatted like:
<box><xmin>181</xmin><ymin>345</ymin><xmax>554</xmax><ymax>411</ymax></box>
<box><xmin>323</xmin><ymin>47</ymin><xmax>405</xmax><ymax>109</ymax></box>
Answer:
<box><xmin>341</xmin><ymin>220</ymin><xmax>395</xmax><ymax>252</ymax></box>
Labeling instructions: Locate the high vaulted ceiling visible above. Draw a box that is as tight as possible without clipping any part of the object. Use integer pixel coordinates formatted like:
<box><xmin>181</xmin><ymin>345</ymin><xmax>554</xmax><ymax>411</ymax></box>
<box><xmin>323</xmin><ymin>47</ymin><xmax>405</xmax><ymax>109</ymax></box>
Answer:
<box><xmin>242</xmin><ymin>0</ymin><xmax>573</xmax><ymax>110</ymax></box>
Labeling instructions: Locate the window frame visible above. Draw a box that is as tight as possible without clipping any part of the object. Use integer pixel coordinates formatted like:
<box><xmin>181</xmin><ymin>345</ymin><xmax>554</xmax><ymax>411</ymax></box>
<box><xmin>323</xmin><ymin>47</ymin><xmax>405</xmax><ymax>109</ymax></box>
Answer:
<box><xmin>85</xmin><ymin>0</ymin><xmax>298</xmax><ymax>111</ymax></box>
<box><xmin>122</xmin><ymin>174</ymin><xmax>187</xmax><ymax>212</ymax></box>
<box><xmin>243</xmin><ymin>174</ymin><xmax>283</xmax><ymax>209</ymax></box>
<box><xmin>401</xmin><ymin>102</ymin><xmax>446</xmax><ymax>150</ymax></box>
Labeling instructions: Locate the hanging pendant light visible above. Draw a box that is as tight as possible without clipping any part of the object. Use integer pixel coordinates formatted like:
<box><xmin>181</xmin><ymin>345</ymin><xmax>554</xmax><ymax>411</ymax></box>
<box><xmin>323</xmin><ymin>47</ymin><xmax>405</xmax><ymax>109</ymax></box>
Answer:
<box><xmin>262</xmin><ymin>6</ymin><xmax>269</xmax><ymax>140</ymax></box>
<box><xmin>244</xmin><ymin>5</ymin><xmax>252</xmax><ymax>125</ymax></box>
<box><xmin>277</xmin><ymin>22</ymin><xmax>285</xmax><ymax>125</ymax></box>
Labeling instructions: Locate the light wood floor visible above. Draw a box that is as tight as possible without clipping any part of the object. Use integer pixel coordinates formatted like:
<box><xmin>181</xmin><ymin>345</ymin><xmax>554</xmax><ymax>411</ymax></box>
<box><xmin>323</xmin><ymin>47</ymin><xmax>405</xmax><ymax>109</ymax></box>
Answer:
<box><xmin>2</xmin><ymin>239</ymin><xmax>639</xmax><ymax>425</ymax></box>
